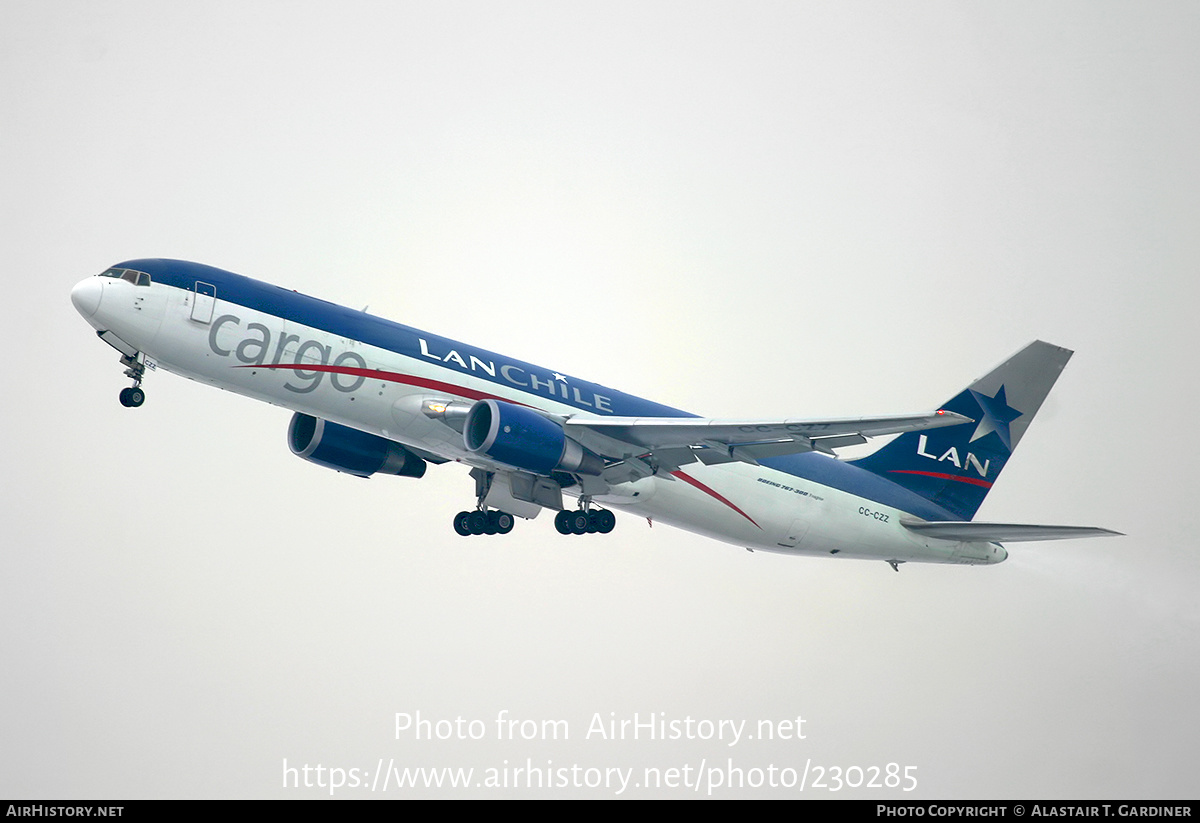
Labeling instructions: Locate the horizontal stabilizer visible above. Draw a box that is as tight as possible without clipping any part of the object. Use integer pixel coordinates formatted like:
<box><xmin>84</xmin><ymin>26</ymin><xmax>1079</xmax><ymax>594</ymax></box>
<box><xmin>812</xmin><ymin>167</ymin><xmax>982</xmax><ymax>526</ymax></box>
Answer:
<box><xmin>901</xmin><ymin>520</ymin><xmax>1123</xmax><ymax>543</ymax></box>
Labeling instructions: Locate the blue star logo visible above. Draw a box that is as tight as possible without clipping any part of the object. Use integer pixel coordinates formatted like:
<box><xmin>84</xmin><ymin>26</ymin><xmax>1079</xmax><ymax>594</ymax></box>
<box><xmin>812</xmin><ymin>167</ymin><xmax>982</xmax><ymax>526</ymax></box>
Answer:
<box><xmin>967</xmin><ymin>385</ymin><xmax>1022</xmax><ymax>451</ymax></box>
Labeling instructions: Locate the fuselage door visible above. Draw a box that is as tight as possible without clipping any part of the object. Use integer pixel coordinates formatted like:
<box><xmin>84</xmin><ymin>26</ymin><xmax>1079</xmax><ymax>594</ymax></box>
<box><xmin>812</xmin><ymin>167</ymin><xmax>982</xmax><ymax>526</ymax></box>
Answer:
<box><xmin>191</xmin><ymin>282</ymin><xmax>216</xmax><ymax>323</ymax></box>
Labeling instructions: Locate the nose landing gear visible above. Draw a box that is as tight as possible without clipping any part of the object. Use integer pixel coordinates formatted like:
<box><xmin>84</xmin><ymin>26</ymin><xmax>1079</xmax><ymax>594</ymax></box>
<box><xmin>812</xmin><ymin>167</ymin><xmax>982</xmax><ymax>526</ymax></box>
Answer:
<box><xmin>117</xmin><ymin>353</ymin><xmax>147</xmax><ymax>407</ymax></box>
<box><xmin>119</xmin><ymin>386</ymin><xmax>145</xmax><ymax>408</ymax></box>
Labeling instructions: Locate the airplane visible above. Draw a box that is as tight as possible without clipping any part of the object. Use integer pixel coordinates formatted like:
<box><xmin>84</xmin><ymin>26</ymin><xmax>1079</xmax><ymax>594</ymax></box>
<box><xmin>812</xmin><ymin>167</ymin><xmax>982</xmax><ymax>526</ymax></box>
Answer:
<box><xmin>70</xmin><ymin>259</ymin><xmax>1120</xmax><ymax>569</ymax></box>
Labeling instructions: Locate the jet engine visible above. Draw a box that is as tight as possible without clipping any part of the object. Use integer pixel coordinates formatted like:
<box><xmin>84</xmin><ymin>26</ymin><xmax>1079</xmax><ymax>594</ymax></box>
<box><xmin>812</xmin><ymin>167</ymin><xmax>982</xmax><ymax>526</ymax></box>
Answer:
<box><xmin>288</xmin><ymin>413</ymin><xmax>426</xmax><ymax>478</ymax></box>
<box><xmin>463</xmin><ymin>399</ymin><xmax>603</xmax><ymax>476</ymax></box>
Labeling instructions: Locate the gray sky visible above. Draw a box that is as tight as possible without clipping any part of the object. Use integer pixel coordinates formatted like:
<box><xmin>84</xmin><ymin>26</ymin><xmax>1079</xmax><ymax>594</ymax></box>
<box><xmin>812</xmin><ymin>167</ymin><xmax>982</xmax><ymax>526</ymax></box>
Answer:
<box><xmin>2</xmin><ymin>0</ymin><xmax>1197</xmax><ymax>798</ymax></box>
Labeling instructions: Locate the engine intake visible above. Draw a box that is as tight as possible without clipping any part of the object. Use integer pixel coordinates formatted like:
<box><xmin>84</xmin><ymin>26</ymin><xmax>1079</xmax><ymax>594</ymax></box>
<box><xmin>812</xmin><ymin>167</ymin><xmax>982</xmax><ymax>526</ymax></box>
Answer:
<box><xmin>463</xmin><ymin>399</ymin><xmax>603</xmax><ymax>476</ymax></box>
<box><xmin>288</xmin><ymin>413</ymin><xmax>426</xmax><ymax>478</ymax></box>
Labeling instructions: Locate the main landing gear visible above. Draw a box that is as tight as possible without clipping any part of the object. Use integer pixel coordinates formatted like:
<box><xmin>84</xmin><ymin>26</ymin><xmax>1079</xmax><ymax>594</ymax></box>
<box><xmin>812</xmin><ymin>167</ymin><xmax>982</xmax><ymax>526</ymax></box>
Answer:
<box><xmin>453</xmin><ymin>509</ymin><xmax>516</xmax><ymax>537</ymax></box>
<box><xmin>451</xmin><ymin>506</ymin><xmax>617</xmax><ymax>537</ymax></box>
<box><xmin>451</xmin><ymin>473</ymin><xmax>617</xmax><ymax>538</ymax></box>
<box><xmin>118</xmin><ymin>353</ymin><xmax>146</xmax><ymax>408</ymax></box>
<box><xmin>554</xmin><ymin>507</ymin><xmax>616</xmax><ymax>536</ymax></box>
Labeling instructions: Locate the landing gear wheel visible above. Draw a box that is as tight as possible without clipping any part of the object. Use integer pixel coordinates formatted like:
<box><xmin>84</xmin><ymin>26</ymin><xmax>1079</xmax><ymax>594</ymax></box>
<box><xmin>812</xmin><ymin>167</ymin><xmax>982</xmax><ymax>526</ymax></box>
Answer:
<box><xmin>490</xmin><ymin>511</ymin><xmax>515</xmax><ymax>535</ymax></box>
<box><xmin>126</xmin><ymin>386</ymin><xmax>145</xmax><ymax>407</ymax></box>
<box><xmin>453</xmin><ymin>511</ymin><xmax>472</xmax><ymax>536</ymax></box>
<box><xmin>596</xmin><ymin>509</ymin><xmax>616</xmax><ymax>534</ymax></box>
<box><xmin>587</xmin><ymin>511</ymin><xmax>602</xmax><ymax>533</ymax></box>
<box><xmin>467</xmin><ymin>510</ymin><xmax>489</xmax><ymax>535</ymax></box>
<box><xmin>568</xmin><ymin>511</ymin><xmax>590</xmax><ymax>535</ymax></box>
<box><xmin>554</xmin><ymin>510</ymin><xmax>572</xmax><ymax>535</ymax></box>
<box><xmin>595</xmin><ymin>508</ymin><xmax>614</xmax><ymax>535</ymax></box>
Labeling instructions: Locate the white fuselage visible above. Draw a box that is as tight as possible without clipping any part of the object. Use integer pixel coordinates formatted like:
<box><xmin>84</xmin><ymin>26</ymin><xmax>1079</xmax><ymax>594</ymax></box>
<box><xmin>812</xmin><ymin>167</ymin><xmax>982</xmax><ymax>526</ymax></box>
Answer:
<box><xmin>71</xmin><ymin>271</ymin><xmax>1005</xmax><ymax>566</ymax></box>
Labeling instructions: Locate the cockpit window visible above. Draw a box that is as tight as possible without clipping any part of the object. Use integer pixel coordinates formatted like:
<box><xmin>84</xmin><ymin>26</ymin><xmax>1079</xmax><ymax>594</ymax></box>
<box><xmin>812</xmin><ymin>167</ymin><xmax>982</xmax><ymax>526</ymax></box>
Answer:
<box><xmin>100</xmin><ymin>267</ymin><xmax>151</xmax><ymax>286</ymax></box>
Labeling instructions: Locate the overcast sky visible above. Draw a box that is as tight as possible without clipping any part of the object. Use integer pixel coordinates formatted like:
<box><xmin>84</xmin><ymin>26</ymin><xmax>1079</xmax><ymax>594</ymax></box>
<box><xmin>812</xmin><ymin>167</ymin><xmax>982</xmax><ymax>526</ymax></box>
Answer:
<box><xmin>3</xmin><ymin>1</ymin><xmax>1198</xmax><ymax>798</ymax></box>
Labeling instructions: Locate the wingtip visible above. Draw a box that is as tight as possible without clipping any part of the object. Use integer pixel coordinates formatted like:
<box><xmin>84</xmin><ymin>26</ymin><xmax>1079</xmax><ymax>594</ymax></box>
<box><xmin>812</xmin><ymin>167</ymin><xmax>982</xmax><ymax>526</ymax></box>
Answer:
<box><xmin>936</xmin><ymin>409</ymin><xmax>974</xmax><ymax>424</ymax></box>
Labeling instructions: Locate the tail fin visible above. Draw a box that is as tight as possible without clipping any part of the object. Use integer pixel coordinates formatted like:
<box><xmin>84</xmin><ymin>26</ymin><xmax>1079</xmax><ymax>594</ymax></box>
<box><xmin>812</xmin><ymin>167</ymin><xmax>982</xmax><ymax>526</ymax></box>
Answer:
<box><xmin>849</xmin><ymin>341</ymin><xmax>1073</xmax><ymax>520</ymax></box>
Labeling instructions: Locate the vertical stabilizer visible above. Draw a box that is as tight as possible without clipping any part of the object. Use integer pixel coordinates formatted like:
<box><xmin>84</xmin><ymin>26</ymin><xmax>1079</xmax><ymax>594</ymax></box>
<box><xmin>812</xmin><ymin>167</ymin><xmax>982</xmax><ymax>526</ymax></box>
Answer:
<box><xmin>849</xmin><ymin>341</ymin><xmax>1073</xmax><ymax>520</ymax></box>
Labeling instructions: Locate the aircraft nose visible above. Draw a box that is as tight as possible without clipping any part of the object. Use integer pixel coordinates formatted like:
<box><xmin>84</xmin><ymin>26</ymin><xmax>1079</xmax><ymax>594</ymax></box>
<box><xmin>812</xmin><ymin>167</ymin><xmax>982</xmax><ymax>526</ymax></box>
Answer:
<box><xmin>71</xmin><ymin>277</ymin><xmax>103</xmax><ymax>317</ymax></box>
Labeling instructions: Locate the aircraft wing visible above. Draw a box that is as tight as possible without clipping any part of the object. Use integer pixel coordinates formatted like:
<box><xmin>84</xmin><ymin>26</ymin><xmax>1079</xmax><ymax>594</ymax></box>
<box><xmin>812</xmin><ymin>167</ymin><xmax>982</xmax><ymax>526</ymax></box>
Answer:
<box><xmin>562</xmin><ymin>409</ymin><xmax>971</xmax><ymax>483</ymax></box>
<box><xmin>901</xmin><ymin>520</ymin><xmax>1123</xmax><ymax>542</ymax></box>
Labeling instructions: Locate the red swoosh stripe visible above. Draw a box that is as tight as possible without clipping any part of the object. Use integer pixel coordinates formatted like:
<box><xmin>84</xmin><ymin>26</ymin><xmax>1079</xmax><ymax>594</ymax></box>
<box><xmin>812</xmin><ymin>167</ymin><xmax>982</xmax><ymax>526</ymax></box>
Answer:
<box><xmin>239</xmin><ymin>363</ymin><xmax>523</xmax><ymax>405</ymax></box>
<box><xmin>888</xmin><ymin>470</ymin><xmax>993</xmax><ymax>489</ymax></box>
<box><xmin>670</xmin><ymin>470</ymin><xmax>761</xmax><ymax>529</ymax></box>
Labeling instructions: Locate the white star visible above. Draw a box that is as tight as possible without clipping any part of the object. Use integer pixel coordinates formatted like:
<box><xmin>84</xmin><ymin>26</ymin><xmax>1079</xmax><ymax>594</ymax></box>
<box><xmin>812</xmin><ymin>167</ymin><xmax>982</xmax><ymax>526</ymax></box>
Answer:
<box><xmin>553</xmin><ymin>372</ymin><xmax>567</xmax><ymax>382</ymax></box>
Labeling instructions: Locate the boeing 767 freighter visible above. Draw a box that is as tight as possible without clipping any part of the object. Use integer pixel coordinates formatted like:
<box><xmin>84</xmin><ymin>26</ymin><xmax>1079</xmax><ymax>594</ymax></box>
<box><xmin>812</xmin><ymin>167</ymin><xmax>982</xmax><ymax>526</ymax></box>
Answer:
<box><xmin>71</xmin><ymin>259</ymin><xmax>1119</xmax><ymax>569</ymax></box>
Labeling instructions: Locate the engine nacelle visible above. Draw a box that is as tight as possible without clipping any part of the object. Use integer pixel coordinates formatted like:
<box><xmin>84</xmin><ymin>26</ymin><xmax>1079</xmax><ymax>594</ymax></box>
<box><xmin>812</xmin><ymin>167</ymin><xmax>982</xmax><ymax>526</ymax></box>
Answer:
<box><xmin>463</xmin><ymin>399</ymin><xmax>603</xmax><ymax>476</ymax></box>
<box><xmin>288</xmin><ymin>413</ymin><xmax>426</xmax><ymax>478</ymax></box>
